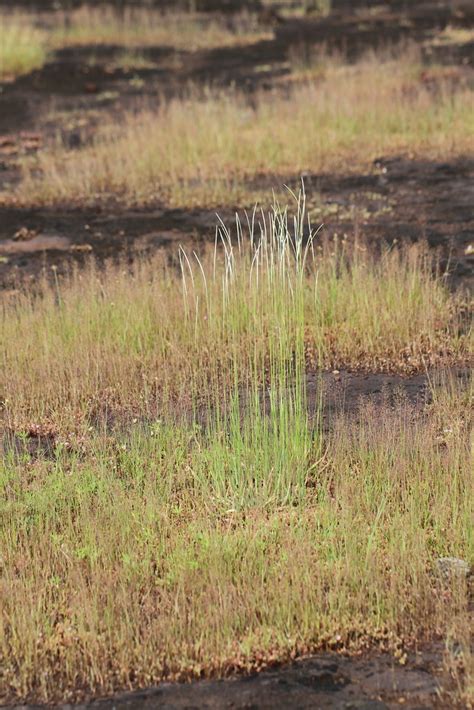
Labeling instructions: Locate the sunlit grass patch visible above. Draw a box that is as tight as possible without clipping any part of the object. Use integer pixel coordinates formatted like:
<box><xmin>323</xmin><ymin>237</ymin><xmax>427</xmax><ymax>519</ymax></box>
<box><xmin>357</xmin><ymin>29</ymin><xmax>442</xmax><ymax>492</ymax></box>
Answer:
<box><xmin>11</xmin><ymin>49</ymin><xmax>474</xmax><ymax>207</ymax></box>
<box><xmin>85</xmin><ymin>48</ymin><xmax>157</xmax><ymax>71</ymax></box>
<box><xmin>49</xmin><ymin>6</ymin><xmax>272</xmax><ymax>51</ymax></box>
<box><xmin>0</xmin><ymin>373</ymin><xmax>471</xmax><ymax>702</ymax></box>
<box><xmin>261</xmin><ymin>0</ymin><xmax>332</xmax><ymax>18</ymax></box>
<box><xmin>429</xmin><ymin>24</ymin><xmax>474</xmax><ymax>46</ymax></box>
<box><xmin>0</xmin><ymin>13</ymin><xmax>48</xmax><ymax>79</ymax></box>
<box><xmin>0</xmin><ymin>7</ymin><xmax>271</xmax><ymax>81</ymax></box>
<box><xmin>0</xmin><ymin>193</ymin><xmax>470</xmax><ymax>433</ymax></box>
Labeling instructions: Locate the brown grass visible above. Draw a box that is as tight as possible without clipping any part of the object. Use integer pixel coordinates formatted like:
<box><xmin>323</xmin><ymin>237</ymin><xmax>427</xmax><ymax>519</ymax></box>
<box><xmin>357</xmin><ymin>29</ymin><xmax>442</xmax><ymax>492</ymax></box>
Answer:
<box><xmin>0</xmin><ymin>7</ymin><xmax>271</xmax><ymax>80</ymax></box>
<box><xmin>1</xmin><ymin>379</ymin><xmax>471</xmax><ymax>703</ymax></box>
<box><xmin>49</xmin><ymin>6</ymin><xmax>272</xmax><ymax>51</ymax></box>
<box><xmin>9</xmin><ymin>47</ymin><xmax>474</xmax><ymax>207</ymax></box>
<box><xmin>0</xmin><ymin>225</ymin><xmax>470</xmax><ymax>432</ymax></box>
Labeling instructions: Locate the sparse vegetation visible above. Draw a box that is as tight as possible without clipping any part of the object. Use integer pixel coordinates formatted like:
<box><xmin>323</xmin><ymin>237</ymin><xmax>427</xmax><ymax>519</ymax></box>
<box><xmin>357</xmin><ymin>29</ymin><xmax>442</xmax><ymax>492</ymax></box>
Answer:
<box><xmin>0</xmin><ymin>7</ymin><xmax>271</xmax><ymax>80</ymax></box>
<box><xmin>1</xmin><ymin>198</ymin><xmax>471</xmax><ymax>430</ymax></box>
<box><xmin>49</xmin><ymin>6</ymin><xmax>271</xmax><ymax>51</ymax></box>
<box><xmin>428</xmin><ymin>24</ymin><xmax>474</xmax><ymax>47</ymax></box>
<box><xmin>3</xmin><ymin>393</ymin><xmax>470</xmax><ymax>703</ymax></box>
<box><xmin>0</xmin><ymin>1</ymin><xmax>473</xmax><ymax>705</ymax></box>
<box><xmin>10</xmin><ymin>49</ymin><xmax>474</xmax><ymax>207</ymax></box>
<box><xmin>0</xmin><ymin>201</ymin><xmax>472</xmax><ymax>702</ymax></box>
<box><xmin>262</xmin><ymin>0</ymin><xmax>332</xmax><ymax>17</ymax></box>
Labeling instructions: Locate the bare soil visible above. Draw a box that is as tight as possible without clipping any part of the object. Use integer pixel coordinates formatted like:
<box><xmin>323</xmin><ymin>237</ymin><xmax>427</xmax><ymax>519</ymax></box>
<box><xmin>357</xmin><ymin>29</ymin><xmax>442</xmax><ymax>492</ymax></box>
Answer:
<box><xmin>0</xmin><ymin>1</ymin><xmax>473</xmax><ymax>291</ymax></box>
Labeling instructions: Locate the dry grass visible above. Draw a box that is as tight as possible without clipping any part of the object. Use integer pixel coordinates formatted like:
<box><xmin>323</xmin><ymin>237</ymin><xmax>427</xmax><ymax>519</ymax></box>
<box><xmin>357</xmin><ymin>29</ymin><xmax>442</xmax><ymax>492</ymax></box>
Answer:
<box><xmin>2</xmin><ymin>397</ymin><xmax>470</xmax><ymax>704</ymax></box>
<box><xmin>0</xmin><ymin>7</ymin><xmax>271</xmax><ymax>80</ymax></box>
<box><xmin>10</xmin><ymin>48</ymin><xmax>474</xmax><ymax>207</ymax></box>
<box><xmin>262</xmin><ymin>0</ymin><xmax>332</xmax><ymax>17</ymax></box>
<box><xmin>84</xmin><ymin>48</ymin><xmax>158</xmax><ymax>71</ymax></box>
<box><xmin>3</xmin><ymin>398</ymin><xmax>471</xmax><ymax>702</ymax></box>
<box><xmin>0</xmin><ymin>202</ymin><xmax>472</xmax><ymax>702</ymax></box>
<box><xmin>49</xmin><ymin>6</ymin><xmax>271</xmax><ymax>51</ymax></box>
<box><xmin>0</xmin><ymin>196</ymin><xmax>470</xmax><ymax>432</ymax></box>
<box><xmin>428</xmin><ymin>24</ymin><xmax>474</xmax><ymax>47</ymax></box>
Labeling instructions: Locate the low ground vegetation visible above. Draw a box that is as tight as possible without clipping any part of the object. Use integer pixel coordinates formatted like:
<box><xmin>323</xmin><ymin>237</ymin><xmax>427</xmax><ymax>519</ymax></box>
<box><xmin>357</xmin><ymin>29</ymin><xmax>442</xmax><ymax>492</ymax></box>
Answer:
<box><xmin>0</xmin><ymin>200</ymin><xmax>472</xmax><ymax>703</ymax></box>
<box><xmin>0</xmin><ymin>14</ymin><xmax>48</xmax><ymax>78</ymax></box>
<box><xmin>48</xmin><ymin>6</ymin><xmax>271</xmax><ymax>51</ymax></box>
<box><xmin>9</xmin><ymin>47</ymin><xmax>474</xmax><ymax>207</ymax></box>
<box><xmin>0</xmin><ymin>2</ymin><xmax>473</xmax><ymax>704</ymax></box>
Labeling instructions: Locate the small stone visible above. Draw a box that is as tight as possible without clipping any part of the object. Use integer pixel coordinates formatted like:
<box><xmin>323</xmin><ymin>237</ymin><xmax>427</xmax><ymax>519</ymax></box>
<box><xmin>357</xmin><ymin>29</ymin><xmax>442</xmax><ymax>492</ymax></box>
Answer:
<box><xmin>436</xmin><ymin>557</ymin><xmax>471</xmax><ymax>580</ymax></box>
<box><xmin>13</xmin><ymin>227</ymin><xmax>37</xmax><ymax>242</ymax></box>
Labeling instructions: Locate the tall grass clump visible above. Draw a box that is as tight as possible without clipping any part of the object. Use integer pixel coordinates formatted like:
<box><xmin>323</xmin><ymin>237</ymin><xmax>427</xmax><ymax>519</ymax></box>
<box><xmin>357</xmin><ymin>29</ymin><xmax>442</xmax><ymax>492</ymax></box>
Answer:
<box><xmin>0</xmin><ymin>192</ymin><xmax>469</xmax><ymax>433</ymax></box>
